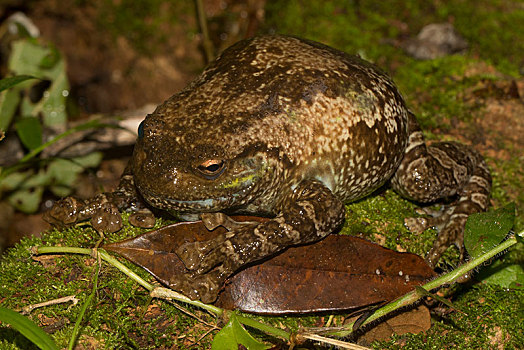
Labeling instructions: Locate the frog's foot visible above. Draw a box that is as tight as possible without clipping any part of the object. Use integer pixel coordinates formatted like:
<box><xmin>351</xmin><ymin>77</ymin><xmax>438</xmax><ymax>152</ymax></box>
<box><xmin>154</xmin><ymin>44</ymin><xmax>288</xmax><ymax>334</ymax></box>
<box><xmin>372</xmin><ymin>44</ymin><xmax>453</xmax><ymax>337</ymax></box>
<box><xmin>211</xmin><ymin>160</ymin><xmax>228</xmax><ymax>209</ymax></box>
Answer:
<box><xmin>176</xmin><ymin>220</ymin><xmax>259</xmax><ymax>273</ymax></box>
<box><xmin>405</xmin><ymin>204</ymin><xmax>467</xmax><ymax>267</ymax></box>
<box><xmin>169</xmin><ymin>267</ymin><xmax>228</xmax><ymax>303</ymax></box>
<box><xmin>176</xmin><ymin>236</ymin><xmax>227</xmax><ymax>271</ymax></box>
<box><xmin>44</xmin><ymin>195</ymin><xmax>125</xmax><ymax>233</ymax></box>
<box><xmin>43</xmin><ymin>197</ymin><xmax>85</xmax><ymax>227</ymax></box>
<box><xmin>176</xmin><ymin>213</ymin><xmax>261</xmax><ymax>271</ymax></box>
<box><xmin>404</xmin><ymin>206</ymin><xmax>452</xmax><ymax>234</ymax></box>
<box><xmin>426</xmin><ymin>214</ymin><xmax>467</xmax><ymax>268</ymax></box>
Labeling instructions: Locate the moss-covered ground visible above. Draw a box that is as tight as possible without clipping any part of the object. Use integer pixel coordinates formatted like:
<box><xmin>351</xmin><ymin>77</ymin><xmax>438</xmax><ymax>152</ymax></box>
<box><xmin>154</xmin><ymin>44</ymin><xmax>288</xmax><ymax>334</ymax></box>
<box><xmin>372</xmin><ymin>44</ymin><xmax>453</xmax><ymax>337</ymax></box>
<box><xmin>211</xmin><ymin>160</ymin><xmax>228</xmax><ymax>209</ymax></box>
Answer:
<box><xmin>1</xmin><ymin>0</ymin><xmax>523</xmax><ymax>348</ymax></box>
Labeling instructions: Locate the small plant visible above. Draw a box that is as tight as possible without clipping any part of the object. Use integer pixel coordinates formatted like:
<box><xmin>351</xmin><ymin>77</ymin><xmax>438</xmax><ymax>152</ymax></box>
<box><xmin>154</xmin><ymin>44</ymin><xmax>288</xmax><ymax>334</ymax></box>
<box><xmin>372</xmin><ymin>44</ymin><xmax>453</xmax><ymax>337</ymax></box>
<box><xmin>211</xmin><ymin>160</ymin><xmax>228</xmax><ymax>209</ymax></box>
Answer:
<box><xmin>0</xmin><ymin>38</ymin><xmax>102</xmax><ymax>215</ymax></box>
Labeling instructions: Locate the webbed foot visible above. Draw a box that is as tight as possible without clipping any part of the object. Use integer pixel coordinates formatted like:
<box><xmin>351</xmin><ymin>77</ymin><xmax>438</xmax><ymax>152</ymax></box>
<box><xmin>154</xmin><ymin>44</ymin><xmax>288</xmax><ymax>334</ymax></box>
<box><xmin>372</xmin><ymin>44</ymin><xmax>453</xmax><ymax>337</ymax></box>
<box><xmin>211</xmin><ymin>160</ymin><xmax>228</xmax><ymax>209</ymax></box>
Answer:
<box><xmin>405</xmin><ymin>204</ymin><xmax>467</xmax><ymax>268</ymax></box>
<box><xmin>176</xmin><ymin>215</ymin><xmax>258</xmax><ymax>274</ymax></box>
<box><xmin>45</xmin><ymin>191</ymin><xmax>155</xmax><ymax>232</ymax></box>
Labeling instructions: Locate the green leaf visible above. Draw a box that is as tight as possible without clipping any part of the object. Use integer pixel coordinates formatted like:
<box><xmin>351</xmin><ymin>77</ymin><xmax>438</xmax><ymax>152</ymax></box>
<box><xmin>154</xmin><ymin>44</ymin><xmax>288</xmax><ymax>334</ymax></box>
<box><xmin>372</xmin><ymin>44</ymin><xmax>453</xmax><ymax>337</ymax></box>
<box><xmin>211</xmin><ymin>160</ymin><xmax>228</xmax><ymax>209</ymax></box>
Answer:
<box><xmin>464</xmin><ymin>203</ymin><xmax>516</xmax><ymax>259</ymax></box>
<box><xmin>0</xmin><ymin>168</ymin><xmax>49</xmax><ymax>213</ymax></box>
<box><xmin>0</xmin><ymin>75</ymin><xmax>37</xmax><ymax>92</ymax></box>
<box><xmin>0</xmin><ymin>306</ymin><xmax>59</xmax><ymax>350</ymax></box>
<box><xmin>0</xmin><ymin>88</ymin><xmax>21</xmax><ymax>131</ymax></box>
<box><xmin>478</xmin><ymin>260</ymin><xmax>524</xmax><ymax>289</ymax></box>
<box><xmin>0</xmin><ymin>170</ymin><xmax>33</xmax><ymax>191</ymax></box>
<box><xmin>7</xmin><ymin>183</ymin><xmax>44</xmax><ymax>213</ymax></box>
<box><xmin>15</xmin><ymin>116</ymin><xmax>43</xmax><ymax>150</ymax></box>
<box><xmin>47</xmin><ymin>152</ymin><xmax>103</xmax><ymax>197</ymax></box>
<box><xmin>39</xmin><ymin>46</ymin><xmax>60</xmax><ymax>69</ymax></box>
<box><xmin>9</xmin><ymin>40</ymin><xmax>53</xmax><ymax>78</ymax></box>
<box><xmin>9</xmin><ymin>39</ymin><xmax>69</xmax><ymax>127</ymax></box>
<box><xmin>212</xmin><ymin>313</ymin><xmax>269</xmax><ymax>350</ymax></box>
<box><xmin>19</xmin><ymin>119</ymin><xmax>114</xmax><ymax>163</ymax></box>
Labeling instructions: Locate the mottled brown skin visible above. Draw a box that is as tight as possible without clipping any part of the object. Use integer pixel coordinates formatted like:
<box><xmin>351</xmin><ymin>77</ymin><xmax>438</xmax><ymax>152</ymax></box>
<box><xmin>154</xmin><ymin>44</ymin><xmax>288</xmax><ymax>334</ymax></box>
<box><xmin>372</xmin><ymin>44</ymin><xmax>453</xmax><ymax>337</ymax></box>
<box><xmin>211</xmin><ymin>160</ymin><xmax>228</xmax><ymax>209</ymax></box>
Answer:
<box><xmin>46</xmin><ymin>36</ymin><xmax>491</xmax><ymax>303</ymax></box>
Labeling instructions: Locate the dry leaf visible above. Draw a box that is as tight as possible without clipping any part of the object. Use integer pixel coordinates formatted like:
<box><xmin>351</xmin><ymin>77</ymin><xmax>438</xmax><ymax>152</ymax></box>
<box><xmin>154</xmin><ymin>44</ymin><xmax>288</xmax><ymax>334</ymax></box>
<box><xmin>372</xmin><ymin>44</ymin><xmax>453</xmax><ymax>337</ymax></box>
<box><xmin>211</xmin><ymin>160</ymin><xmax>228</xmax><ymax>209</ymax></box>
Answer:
<box><xmin>354</xmin><ymin>305</ymin><xmax>431</xmax><ymax>345</ymax></box>
<box><xmin>104</xmin><ymin>217</ymin><xmax>436</xmax><ymax>314</ymax></box>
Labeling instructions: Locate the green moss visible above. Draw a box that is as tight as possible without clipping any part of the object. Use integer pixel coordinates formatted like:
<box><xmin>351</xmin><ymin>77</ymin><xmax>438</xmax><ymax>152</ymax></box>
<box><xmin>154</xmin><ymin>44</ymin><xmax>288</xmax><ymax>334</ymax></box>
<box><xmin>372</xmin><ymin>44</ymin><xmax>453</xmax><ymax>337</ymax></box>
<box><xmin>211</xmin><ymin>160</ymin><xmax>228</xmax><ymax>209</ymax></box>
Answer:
<box><xmin>265</xmin><ymin>0</ymin><xmax>524</xmax><ymax>75</ymax></box>
<box><xmin>375</xmin><ymin>284</ymin><xmax>524</xmax><ymax>349</ymax></box>
<box><xmin>0</xmin><ymin>222</ymin><xmax>215</xmax><ymax>349</ymax></box>
<box><xmin>341</xmin><ymin>189</ymin><xmax>462</xmax><ymax>268</ymax></box>
<box><xmin>491</xmin><ymin>156</ymin><xmax>524</xmax><ymax>231</ymax></box>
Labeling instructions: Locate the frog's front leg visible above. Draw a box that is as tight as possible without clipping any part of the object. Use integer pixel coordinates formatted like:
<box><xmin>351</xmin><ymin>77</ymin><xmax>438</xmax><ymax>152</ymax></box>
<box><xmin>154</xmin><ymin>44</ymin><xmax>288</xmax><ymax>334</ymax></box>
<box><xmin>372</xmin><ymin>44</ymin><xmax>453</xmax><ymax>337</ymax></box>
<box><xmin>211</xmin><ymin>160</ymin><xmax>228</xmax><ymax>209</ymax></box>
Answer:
<box><xmin>44</xmin><ymin>166</ymin><xmax>155</xmax><ymax>232</ymax></box>
<box><xmin>391</xmin><ymin>112</ymin><xmax>491</xmax><ymax>267</ymax></box>
<box><xmin>172</xmin><ymin>180</ymin><xmax>346</xmax><ymax>302</ymax></box>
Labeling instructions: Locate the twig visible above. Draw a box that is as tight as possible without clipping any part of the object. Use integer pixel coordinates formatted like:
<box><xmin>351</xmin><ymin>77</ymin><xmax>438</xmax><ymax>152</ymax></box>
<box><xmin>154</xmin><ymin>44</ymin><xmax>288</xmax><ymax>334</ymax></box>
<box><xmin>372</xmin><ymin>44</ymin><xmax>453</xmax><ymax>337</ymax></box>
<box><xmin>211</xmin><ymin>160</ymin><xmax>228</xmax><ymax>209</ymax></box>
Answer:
<box><xmin>299</xmin><ymin>333</ymin><xmax>370</xmax><ymax>349</ymax></box>
<box><xmin>165</xmin><ymin>296</ymin><xmax>219</xmax><ymax>328</ymax></box>
<box><xmin>190</xmin><ymin>326</ymin><xmax>220</xmax><ymax>348</ymax></box>
<box><xmin>195</xmin><ymin>0</ymin><xmax>214</xmax><ymax>63</ymax></box>
<box><xmin>20</xmin><ymin>295</ymin><xmax>79</xmax><ymax>315</ymax></box>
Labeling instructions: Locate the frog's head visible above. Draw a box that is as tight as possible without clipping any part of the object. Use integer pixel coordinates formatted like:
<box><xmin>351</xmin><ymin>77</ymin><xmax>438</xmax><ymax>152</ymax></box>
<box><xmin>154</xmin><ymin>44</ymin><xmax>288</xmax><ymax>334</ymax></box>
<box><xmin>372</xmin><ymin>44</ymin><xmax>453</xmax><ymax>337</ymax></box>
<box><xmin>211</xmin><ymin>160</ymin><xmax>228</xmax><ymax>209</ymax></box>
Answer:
<box><xmin>131</xmin><ymin>113</ymin><xmax>275</xmax><ymax>220</ymax></box>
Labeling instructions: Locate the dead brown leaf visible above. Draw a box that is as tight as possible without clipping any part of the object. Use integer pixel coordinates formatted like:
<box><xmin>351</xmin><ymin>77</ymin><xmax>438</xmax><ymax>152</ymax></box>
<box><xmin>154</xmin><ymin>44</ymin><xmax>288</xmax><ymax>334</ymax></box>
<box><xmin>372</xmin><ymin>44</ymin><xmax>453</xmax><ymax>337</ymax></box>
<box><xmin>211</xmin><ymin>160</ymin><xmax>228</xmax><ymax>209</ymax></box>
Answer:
<box><xmin>104</xmin><ymin>217</ymin><xmax>436</xmax><ymax>314</ymax></box>
<box><xmin>354</xmin><ymin>305</ymin><xmax>431</xmax><ymax>345</ymax></box>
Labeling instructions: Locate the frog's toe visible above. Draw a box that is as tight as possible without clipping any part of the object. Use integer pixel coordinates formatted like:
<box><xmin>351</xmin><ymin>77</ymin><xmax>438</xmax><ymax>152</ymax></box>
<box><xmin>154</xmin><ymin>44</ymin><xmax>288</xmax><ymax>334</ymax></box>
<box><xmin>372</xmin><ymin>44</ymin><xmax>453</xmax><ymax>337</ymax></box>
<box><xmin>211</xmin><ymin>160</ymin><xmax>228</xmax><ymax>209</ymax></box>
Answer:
<box><xmin>176</xmin><ymin>242</ymin><xmax>205</xmax><ymax>270</ymax></box>
<box><xmin>195</xmin><ymin>273</ymin><xmax>223</xmax><ymax>303</ymax></box>
<box><xmin>404</xmin><ymin>216</ymin><xmax>429</xmax><ymax>234</ymax></box>
<box><xmin>91</xmin><ymin>203</ymin><xmax>123</xmax><ymax>232</ymax></box>
<box><xmin>192</xmin><ymin>247</ymin><xmax>231</xmax><ymax>275</ymax></box>
<box><xmin>169</xmin><ymin>273</ymin><xmax>203</xmax><ymax>300</ymax></box>
<box><xmin>43</xmin><ymin>197</ymin><xmax>83</xmax><ymax>226</ymax></box>
<box><xmin>405</xmin><ymin>205</ymin><xmax>453</xmax><ymax>234</ymax></box>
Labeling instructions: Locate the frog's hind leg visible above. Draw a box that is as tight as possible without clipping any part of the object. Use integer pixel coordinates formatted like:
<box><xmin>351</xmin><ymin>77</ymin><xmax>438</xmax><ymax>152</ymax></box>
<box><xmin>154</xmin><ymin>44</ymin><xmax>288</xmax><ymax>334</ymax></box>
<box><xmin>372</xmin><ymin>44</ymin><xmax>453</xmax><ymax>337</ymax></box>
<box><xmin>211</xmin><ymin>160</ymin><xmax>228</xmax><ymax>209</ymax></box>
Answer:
<box><xmin>391</xmin><ymin>112</ymin><xmax>491</xmax><ymax>267</ymax></box>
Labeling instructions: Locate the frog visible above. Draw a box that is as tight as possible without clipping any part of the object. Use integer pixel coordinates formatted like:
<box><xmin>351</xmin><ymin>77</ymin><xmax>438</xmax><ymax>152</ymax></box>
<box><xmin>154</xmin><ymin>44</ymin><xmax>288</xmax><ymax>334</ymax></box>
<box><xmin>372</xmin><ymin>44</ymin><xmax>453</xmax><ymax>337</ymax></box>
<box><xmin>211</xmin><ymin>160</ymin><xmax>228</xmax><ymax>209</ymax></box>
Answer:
<box><xmin>45</xmin><ymin>35</ymin><xmax>491</xmax><ymax>303</ymax></box>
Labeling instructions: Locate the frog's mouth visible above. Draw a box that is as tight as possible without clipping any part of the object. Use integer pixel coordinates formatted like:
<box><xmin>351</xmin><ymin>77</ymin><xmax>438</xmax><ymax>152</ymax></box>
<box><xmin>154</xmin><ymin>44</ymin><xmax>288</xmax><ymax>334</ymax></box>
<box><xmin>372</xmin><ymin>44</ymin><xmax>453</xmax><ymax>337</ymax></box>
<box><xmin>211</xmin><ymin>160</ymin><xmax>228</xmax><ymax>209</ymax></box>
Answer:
<box><xmin>140</xmin><ymin>189</ymin><xmax>241</xmax><ymax>213</ymax></box>
<box><xmin>136</xmin><ymin>174</ymin><xmax>254</xmax><ymax>217</ymax></box>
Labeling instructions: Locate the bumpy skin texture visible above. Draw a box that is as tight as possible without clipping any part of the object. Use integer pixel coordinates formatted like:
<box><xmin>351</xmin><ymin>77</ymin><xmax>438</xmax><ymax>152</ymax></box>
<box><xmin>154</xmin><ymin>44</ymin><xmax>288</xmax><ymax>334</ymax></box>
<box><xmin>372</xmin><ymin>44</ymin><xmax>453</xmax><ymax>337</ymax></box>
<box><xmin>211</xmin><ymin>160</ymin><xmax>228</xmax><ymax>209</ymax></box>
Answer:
<box><xmin>45</xmin><ymin>36</ymin><xmax>491</xmax><ymax>303</ymax></box>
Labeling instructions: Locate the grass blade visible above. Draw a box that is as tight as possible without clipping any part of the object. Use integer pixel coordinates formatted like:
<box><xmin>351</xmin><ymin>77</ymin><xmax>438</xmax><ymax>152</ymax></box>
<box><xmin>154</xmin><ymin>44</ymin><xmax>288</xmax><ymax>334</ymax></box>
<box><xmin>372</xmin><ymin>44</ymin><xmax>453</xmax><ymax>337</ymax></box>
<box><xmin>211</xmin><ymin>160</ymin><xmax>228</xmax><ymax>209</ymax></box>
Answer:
<box><xmin>0</xmin><ymin>306</ymin><xmax>59</xmax><ymax>350</ymax></box>
<box><xmin>0</xmin><ymin>75</ymin><xmax>37</xmax><ymax>92</ymax></box>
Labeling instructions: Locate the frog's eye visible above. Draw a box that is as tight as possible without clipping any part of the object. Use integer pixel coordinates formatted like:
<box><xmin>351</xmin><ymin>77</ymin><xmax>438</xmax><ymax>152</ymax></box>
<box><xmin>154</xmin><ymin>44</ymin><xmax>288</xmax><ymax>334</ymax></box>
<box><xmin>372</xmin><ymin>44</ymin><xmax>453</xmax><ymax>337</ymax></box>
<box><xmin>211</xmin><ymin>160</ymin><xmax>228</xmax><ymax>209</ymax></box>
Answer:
<box><xmin>197</xmin><ymin>159</ymin><xmax>226</xmax><ymax>180</ymax></box>
<box><xmin>137</xmin><ymin>121</ymin><xmax>145</xmax><ymax>139</ymax></box>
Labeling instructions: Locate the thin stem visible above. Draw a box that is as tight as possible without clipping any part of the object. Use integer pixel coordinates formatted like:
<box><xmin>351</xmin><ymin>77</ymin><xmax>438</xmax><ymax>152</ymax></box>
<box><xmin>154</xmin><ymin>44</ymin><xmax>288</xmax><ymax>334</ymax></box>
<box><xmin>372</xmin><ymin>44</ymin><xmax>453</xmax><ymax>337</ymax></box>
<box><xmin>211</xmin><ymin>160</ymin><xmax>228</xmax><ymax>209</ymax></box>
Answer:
<box><xmin>150</xmin><ymin>287</ymin><xmax>223</xmax><ymax>316</ymax></box>
<box><xmin>33</xmin><ymin>245</ymin><xmax>292</xmax><ymax>341</ymax></box>
<box><xmin>67</xmin><ymin>255</ymin><xmax>99</xmax><ymax>350</ymax></box>
<box><xmin>19</xmin><ymin>120</ymin><xmax>117</xmax><ymax>164</ymax></box>
<box><xmin>300</xmin><ymin>333</ymin><xmax>370</xmax><ymax>349</ymax></box>
<box><xmin>195</xmin><ymin>0</ymin><xmax>213</xmax><ymax>63</ymax></box>
<box><xmin>97</xmin><ymin>249</ymin><xmax>155</xmax><ymax>291</ymax></box>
